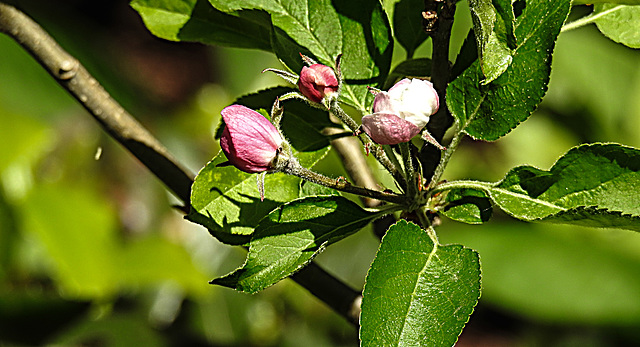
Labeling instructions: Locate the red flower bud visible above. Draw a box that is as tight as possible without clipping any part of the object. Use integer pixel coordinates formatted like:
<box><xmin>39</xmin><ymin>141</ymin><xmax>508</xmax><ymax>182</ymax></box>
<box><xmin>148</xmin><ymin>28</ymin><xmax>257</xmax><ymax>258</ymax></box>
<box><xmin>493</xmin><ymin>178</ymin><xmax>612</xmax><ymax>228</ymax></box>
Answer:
<box><xmin>298</xmin><ymin>64</ymin><xmax>339</xmax><ymax>103</ymax></box>
<box><xmin>220</xmin><ymin>105</ymin><xmax>284</xmax><ymax>173</ymax></box>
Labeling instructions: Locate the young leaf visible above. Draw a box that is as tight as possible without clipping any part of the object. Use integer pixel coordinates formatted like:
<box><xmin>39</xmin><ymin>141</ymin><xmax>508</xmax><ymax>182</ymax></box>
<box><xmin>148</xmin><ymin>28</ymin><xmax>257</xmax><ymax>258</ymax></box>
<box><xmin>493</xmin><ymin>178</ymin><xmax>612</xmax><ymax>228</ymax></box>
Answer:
<box><xmin>188</xmin><ymin>148</ymin><xmax>328</xmax><ymax>245</ymax></box>
<box><xmin>211</xmin><ymin>196</ymin><xmax>379</xmax><ymax>293</ymax></box>
<box><xmin>209</xmin><ymin>0</ymin><xmax>393</xmax><ymax>112</ymax></box>
<box><xmin>360</xmin><ymin>220</ymin><xmax>481</xmax><ymax>346</ymax></box>
<box><xmin>130</xmin><ymin>0</ymin><xmax>272</xmax><ymax>51</ymax></box>
<box><xmin>468</xmin><ymin>0</ymin><xmax>516</xmax><ymax>83</ymax></box>
<box><xmin>447</xmin><ymin>0</ymin><xmax>571</xmax><ymax>141</ymax></box>
<box><xmin>439</xmin><ymin>144</ymin><xmax>640</xmax><ymax>231</ymax></box>
<box><xmin>594</xmin><ymin>4</ymin><xmax>640</xmax><ymax>49</ymax></box>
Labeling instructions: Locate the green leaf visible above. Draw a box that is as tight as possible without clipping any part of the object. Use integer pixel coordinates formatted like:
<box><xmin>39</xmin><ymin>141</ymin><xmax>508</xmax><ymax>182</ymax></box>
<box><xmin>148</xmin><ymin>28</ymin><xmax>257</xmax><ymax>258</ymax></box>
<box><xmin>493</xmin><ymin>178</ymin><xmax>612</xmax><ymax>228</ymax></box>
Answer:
<box><xmin>441</xmin><ymin>188</ymin><xmax>493</xmax><ymax>224</ymax></box>
<box><xmin>188</xmin><ymin>147</ymin><xmax>327</xmax><ymax>244</ymax></box>
<box><xmin>442</xmin><ymin>143</ymin><xmax>640</xmax><ymax>230</ymax></box>
<box><xmin>209</xmin><ymin>0</ymin><xmax>393</xmax><ymax>112</ymax></box>
<box><xmin>360</xmin><ymin>220</ymin><xmax>481</xmax><ymax>347</ymax></box>
<box><xmin>594</xmin><ymin>4</ymin><xmax>640</xmax><ymax>49</ymax></box>
<box><xmin>447</xmin><ymin>0</ymin><xmax>571</xmax><ymax>141</ymax></box>
<box><xmin>493</xmin><ymin>143</ymin><xmax>640</xmax><ymax>228</ymax></box>
<box><xmin>392</xmin><ymin>0</ymin><xmax>429</xmax><ymax>58</ymax></box>
<box><xmin>468</xmin><ymin>0</ymin><xmax>515</xmax><ymax>83</ymax></box>
<box><xmin>211</xmin><ymin>196</ymin><xmax>378</xmax><ymax>293</ymax></box>
<box><xmin>130</xmin><ymin>0</ymin><xmax>272</xmax><ymax>51</ymax></box>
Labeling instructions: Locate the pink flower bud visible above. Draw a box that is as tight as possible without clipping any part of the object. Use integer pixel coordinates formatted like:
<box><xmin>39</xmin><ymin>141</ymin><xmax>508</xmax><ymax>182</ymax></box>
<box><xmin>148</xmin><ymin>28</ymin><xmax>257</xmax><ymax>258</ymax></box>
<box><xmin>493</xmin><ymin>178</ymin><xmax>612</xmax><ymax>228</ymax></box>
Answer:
<box><xmin>220</xmin><ymin>105</ymin><xmax>284</xmax><ymax>173</ymax></box>
<box><xmin>298</xmin><ymin>64</ymin><xmax>339</xmax><ymax>103</ymax></box>
<box><xmin>361</xmin><ymin>78</ymin><xmax>439</xmax><ymax>145</ymax></box>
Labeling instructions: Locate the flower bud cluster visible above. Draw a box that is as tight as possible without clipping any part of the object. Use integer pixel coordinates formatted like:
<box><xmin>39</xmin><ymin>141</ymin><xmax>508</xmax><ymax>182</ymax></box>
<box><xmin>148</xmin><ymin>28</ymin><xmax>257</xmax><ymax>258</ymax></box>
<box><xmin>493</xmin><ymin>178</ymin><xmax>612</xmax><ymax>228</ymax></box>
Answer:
<box><xmin>217</xmin><ymin>56</ymin><xmax>443</xmax><ymax>203</ymax></box>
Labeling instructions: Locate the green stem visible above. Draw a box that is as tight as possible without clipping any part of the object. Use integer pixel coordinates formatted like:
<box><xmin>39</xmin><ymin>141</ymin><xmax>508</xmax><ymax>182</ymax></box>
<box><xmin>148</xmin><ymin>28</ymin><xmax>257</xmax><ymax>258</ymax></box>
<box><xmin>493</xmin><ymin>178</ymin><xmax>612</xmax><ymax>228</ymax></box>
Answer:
<box><xmin>561</xmin><ymin>5</ymin><xmax>624</xmax><ymax>32</ymax></box>
<box><xmin>327</xmin><ymin>100</ymin><xmax>407</xmax><ymax>189</ymax></box>
<box><xmin>429</xmin><ymin>179</ymin><xmax>491</xmax><ymax>196</ymax></box>
<box><xmin>399</xmin><ymin>142</ymin><xmax>416</xmax><ymax>200</ymax></box>
<box><xmin>282</xmin><ymin>161</ymin><xmax>408</xmax><ymax>205</ymax></box>
<box><xmin>417</xmin><ymin>206</ymin><xmax>439</xmax><ymax>245</ymax></box>
<box><xmin>427</xmin><ymin>122</ymin><xmax>464</xmax><ymax>189</ymax></box>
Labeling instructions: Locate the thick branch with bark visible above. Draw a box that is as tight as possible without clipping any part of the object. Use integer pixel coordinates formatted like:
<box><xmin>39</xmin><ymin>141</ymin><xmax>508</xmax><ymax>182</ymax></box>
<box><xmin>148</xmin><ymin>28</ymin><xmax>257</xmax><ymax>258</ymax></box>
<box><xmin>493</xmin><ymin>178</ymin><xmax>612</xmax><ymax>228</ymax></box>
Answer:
<box><xmin>0</xmin><ymin>2</ymin><xmax>361</xmax><ymax>326</ymax></box>
<box><xmin>420</xmin><ymin>0</ymin><xmax>457</xmax><ymax>181</ymax></box>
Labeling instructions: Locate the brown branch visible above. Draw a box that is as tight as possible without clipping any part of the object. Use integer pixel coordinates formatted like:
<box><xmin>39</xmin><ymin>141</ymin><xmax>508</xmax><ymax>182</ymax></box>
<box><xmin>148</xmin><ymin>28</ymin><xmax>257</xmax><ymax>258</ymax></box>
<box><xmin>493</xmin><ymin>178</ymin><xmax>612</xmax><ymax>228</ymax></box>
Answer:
<box><xmin>0</xmin><ymin>2</ymin><xmax>361</xmax><ymax>326</ymax></box>
<box><xmin>420</xmin><ymin>0</ymin><xmax>457</xmax><ymax>181</ymax></box>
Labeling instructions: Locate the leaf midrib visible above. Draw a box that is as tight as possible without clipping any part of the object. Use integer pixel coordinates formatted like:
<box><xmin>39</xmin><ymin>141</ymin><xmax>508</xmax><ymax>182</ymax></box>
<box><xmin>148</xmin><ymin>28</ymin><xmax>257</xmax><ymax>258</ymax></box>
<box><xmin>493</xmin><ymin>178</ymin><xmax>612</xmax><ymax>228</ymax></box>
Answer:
<box><xmin>396</xmin><ymin>241</ymin><xmax>438</xmax><ymax>346</ymax></box>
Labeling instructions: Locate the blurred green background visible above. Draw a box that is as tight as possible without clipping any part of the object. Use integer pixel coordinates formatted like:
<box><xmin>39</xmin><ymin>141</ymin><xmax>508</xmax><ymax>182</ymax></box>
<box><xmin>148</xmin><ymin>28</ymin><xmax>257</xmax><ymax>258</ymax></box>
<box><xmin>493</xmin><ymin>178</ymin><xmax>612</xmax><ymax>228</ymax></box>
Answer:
<box><xmin>0</xmin><ymin>1</ymin><xmax>639</xmax><ymax>346</ymax></box>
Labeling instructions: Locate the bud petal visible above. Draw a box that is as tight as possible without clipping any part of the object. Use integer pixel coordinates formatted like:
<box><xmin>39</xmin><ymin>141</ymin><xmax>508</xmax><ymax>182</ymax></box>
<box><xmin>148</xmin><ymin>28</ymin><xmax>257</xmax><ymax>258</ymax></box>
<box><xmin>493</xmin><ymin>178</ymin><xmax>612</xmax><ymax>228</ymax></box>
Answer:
<box><xmin>298</xmin><ymin>64</ymin><xmax>339</xmax><ymax>103</ymax></box>
<box><xmin>361</xmin><ymin>113</ymin><xmax>421</xmax><ymax>145</ymax></box>
<box><xmin>220</xmin><ymin>105</ymin><xmax>284</xmax><ymax>173</ymax></box>
<box><xmin>363</xmin><ymin>78</ymin><xmax>439</xmax><ymax>145</ymax></box>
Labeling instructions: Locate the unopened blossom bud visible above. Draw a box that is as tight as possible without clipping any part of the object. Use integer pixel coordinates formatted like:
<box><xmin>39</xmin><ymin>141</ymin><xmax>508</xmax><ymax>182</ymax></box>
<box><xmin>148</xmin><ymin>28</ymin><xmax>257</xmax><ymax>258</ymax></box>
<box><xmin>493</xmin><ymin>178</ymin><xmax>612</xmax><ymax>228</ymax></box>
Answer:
<box><xmin>361</xmin><ymin>78</ymin><xmax>440</xmax><ymax>146</ymax></box>
<box><xmin>298</xmin><ymin>64</ymin><xmax>339</xmax><ymax>103</ymax></box>
<box><xmin>220</xmin><ymin>105</ymin><xmax>285</xmax><ymax>173</ymax></box>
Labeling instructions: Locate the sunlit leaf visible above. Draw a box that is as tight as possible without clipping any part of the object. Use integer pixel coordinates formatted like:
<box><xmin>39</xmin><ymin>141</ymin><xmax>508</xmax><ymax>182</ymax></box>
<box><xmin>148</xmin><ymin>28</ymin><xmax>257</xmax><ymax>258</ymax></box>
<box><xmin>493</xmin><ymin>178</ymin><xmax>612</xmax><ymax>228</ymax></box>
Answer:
<box><xmin>130</xmin><ymin>0</ymin><xmax>272</xmax><ymax>50</ymax></box>
<box><xmin>188</xmin><ymin>148</ymin><xmax>327</xmax><ymax>244</ymax></box>
<box><xmin>209</xmin><ymin>0</ymin><xmax>393</xmax><ymax>112</ymax></box>
<box><xmin>468</xmin><ymin>0</ymin><xmax>515</xmax><ymax>83</ymax></box>
<box><xmin>360</xmin><ymin>221</ymin><xmax>481</xmax><ymax>347</ymax></box>
<box><xmin>594</xmin><ymin>4</ymin><xmax>640</xmax><ymax>48</ymax></box>
<box><xmin>441</xmin><ymin>143</ymin><xmax>640</xmax><ymax>230</ymax></box>
<box><xmin>447</xmin><ymin>0</ymin><xmax>571</xmax><ymax>141</ymax></box>
<box><xmin>441</xmin><ymin>187</ymin><xmax>492</xmax><ymax>224</ymax></box>
<box><xmin>212</xmin><ymin>196</ymin><xmax>378</xmax><ymax>293</ymax></box>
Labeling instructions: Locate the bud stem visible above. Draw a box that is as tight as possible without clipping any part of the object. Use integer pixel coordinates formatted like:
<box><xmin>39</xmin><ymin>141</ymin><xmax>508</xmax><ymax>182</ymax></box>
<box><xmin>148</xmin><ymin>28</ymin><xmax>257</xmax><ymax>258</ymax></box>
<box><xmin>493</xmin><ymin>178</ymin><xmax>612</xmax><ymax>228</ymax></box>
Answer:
<box><xmin>428</xmin><ymin>121</ymin><xmax>464</xmax><ymax>190</ymax></box>
<box><xmin>281</xmin><ymin>161</ymin><xmax>407</xmax><ymax>205</ymax></box>
<box><xmin>327</xmin><ymin>100</ymin><xmax>407</xmax><ymax>190</ymax></box>
<box><xmin>399</xmin><ymin>142</ymin><xmax>417</xmax><ymax>201</ymax></box>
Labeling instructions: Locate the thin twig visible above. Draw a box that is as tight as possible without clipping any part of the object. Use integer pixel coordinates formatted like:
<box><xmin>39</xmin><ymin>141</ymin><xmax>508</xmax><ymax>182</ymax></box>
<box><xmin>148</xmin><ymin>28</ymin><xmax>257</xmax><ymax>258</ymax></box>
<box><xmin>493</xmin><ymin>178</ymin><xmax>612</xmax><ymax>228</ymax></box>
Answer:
<box><xmin>323</xmin><ymin>126</ymin><xmax>382</xmax><ymax>207</ymax></box>
<box><xmin>0</xmin><ymin>2</ymin><xmax>362</xmax><ymax>326</ymax></box>
<box><xmin>0</xmin><ymin>2</ymin><xmax>194</xmax><ymax>209</ymax></box>
<box><xmin>283</xmin><ymin>163</ymin><xmax>408</xmax><ymax>205</ymax></box>
<box><xmin>328</xmin><ymin>101</ymin><xmax>407</xmax><ymax>189</ymax></box>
